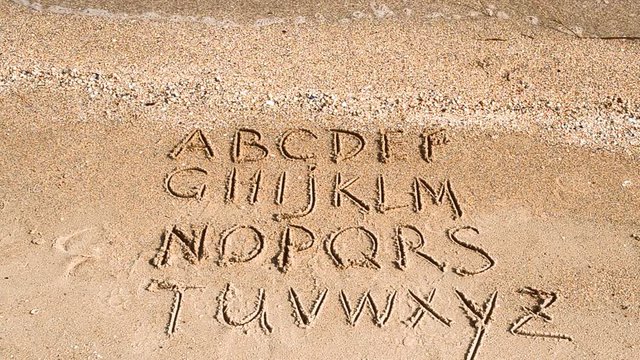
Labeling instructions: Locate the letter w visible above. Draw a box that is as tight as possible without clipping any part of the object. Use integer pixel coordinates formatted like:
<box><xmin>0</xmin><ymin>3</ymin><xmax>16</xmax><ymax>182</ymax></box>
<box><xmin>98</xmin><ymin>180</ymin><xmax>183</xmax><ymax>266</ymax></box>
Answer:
<box><xmin>340</xmin><ymin>290</ymin><xmax>397</xmax><ymax>327</ymax></box>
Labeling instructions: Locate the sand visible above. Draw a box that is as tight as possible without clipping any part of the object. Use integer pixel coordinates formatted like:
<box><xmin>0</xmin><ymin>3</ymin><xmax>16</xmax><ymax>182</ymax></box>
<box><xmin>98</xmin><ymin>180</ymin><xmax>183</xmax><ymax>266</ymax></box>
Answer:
<box><xmin>0</xmin><ymin>1</ymin><xmax>639</xmax><ymax>359</ymax></box>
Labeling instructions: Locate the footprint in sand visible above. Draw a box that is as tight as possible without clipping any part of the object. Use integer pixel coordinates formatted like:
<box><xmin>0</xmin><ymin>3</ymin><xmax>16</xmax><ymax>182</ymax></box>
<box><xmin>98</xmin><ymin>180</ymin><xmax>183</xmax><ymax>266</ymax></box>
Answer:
<box><xmin>52</xmin><ymin>227</ymin><xmax>103</xmax><ymax>278</ymax></box>
<box><xmin>106</xmin><ymin>287</ymin><xmax>131</xmax><ymax>310</ymax></box>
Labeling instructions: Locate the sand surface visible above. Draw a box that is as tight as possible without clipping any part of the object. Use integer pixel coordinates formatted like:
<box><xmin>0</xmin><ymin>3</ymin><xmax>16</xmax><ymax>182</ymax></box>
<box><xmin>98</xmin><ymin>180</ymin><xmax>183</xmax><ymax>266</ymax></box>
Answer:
<box><xmin>1</xmin><ymin>1</ymin><xmax>639</xmax><ymax>359</ymax></box>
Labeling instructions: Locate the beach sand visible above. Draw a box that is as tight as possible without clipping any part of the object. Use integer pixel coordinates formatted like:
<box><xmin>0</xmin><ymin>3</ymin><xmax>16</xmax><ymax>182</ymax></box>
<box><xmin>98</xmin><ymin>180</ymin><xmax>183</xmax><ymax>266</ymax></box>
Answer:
<box><xmin>1</xmin><ymin>1</ymin><xmax>639</xmax><ymax>359</ymax></box>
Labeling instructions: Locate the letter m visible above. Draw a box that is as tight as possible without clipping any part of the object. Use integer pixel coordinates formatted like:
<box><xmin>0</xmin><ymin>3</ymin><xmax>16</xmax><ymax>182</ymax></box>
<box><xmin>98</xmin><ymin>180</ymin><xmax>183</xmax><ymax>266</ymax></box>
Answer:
<box><xmin>413</xmin><ymin>178</ymin><xmax>463</xmax><ymax>219</ymax></box>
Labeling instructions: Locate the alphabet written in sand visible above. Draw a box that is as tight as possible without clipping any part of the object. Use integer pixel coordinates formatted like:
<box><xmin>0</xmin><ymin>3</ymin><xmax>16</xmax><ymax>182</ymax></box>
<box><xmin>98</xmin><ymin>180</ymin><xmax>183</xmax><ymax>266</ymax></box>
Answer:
<box><xmin>148</xmin><ymin>127</ymin><xmax>574</xmax><ymax>360</ymax></box>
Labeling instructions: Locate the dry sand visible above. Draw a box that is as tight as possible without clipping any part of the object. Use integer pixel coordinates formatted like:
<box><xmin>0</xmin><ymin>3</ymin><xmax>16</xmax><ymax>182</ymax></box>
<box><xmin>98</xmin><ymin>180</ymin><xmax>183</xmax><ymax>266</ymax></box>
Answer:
<box><xmin>1</xmin><ymin>1</ymin><xmax>639</xmax><ymax>359</ymax></box>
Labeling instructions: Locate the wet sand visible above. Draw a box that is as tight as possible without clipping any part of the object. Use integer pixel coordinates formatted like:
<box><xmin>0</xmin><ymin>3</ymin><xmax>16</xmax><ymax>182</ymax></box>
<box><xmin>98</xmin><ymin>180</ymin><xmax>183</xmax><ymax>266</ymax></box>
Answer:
<box><xmin>11</xmin><ymin>0</ymin><xmax>640</xmax><ymax>36</ymax></box>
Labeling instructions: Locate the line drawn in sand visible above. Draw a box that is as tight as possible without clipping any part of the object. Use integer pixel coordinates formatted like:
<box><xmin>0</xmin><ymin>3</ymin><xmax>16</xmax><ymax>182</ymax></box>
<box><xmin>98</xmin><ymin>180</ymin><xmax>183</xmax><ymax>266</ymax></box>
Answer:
<box><xmin>339</xmin><ymin>289</ymin><xmax>397</xmax><ymax>327</ymax></box>
<box><xmin>148</xmin><ymin>279</ymin><xmax>205</xmax><ymax>336</ymax></box>
<box><xmin>405</xmin><ymin>288</ymin><xmax>452</xmax><ymax>328</ymax></box>
<box><xmin>456</xmin><ymin>289</ymin><xmax>498</xmax><ymax>360</ymax></box>
<box><xmin>217</xmin><ymin>283</ymin><xmax>273</xmax><ymax>334</ymax></box>
<box><xmin>509</xmin><ymin>287</ymin><xmax>573</xmax><ymax>341</ymax></box>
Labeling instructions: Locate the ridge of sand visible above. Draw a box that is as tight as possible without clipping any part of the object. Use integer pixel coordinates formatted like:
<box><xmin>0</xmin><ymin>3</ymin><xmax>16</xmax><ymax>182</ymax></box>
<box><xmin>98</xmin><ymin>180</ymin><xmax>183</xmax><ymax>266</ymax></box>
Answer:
<box><xmin>2</xmin><ymin>63</ymin><xmax>639</xmax><ymax>154</ymax></box>
<box><xmin>2</xmin><ymin>1</ymin><xmax>640</xmax><ymax>154</ymax></box>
